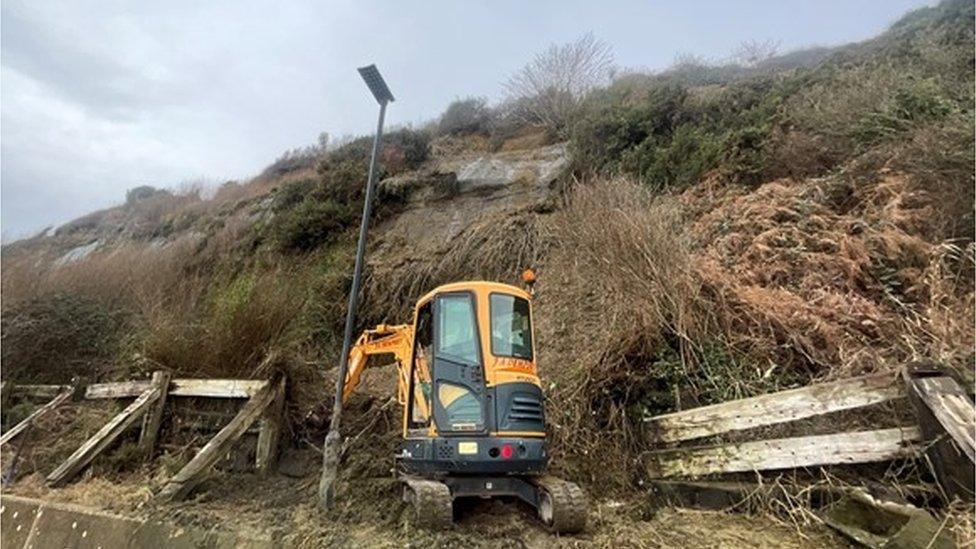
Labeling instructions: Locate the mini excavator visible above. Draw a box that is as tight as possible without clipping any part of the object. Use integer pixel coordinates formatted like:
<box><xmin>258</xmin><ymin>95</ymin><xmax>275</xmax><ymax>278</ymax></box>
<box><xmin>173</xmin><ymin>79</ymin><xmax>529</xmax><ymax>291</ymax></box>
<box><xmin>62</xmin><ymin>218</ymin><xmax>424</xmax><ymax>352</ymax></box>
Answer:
<box><xmin>336</xmin><ymin>278</ymin><xmax>587</xmax><ymax>532</ymax></box>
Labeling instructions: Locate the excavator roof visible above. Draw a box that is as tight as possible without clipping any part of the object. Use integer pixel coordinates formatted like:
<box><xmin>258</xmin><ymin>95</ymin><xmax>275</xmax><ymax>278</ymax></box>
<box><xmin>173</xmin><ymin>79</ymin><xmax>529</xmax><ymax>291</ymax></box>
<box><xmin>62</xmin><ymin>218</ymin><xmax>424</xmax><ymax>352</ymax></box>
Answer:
<box><xmin>417</xmin><ymin>280</ymin><xmax>530</xmax><ymax>306</ymax></box>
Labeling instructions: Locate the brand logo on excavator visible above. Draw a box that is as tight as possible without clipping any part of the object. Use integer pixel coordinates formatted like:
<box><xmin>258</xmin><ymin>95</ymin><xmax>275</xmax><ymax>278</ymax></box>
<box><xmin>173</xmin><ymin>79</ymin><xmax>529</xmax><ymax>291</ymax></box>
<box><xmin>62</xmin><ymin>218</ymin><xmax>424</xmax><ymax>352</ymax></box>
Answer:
<box><xmin>496</xmin><ymin>357</ymin><xmax>534</xmax><ymax>372</ymax></box>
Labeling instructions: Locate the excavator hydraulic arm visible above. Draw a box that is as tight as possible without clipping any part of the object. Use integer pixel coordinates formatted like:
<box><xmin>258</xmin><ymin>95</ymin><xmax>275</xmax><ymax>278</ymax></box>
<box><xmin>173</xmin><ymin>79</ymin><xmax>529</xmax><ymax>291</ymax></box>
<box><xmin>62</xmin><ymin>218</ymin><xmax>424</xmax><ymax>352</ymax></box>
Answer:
<box><xmin>341</xmin><ymin>324</ymin><xmax>429</xmax><ymax>419</ymax></box>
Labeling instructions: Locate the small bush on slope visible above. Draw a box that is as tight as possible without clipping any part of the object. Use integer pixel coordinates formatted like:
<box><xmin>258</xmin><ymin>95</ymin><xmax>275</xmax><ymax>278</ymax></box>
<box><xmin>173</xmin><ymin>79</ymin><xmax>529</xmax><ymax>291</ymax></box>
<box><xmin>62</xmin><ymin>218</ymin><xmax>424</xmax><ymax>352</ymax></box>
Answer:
<box><xmin>436</xmin><ymin>97</ymin><xmax>494</xmax><ymax>136</ymax></box>
<box><xmin>265</xmin><ymin>128</ymin><xmax>431</xmax><ymax>253</ymax></box>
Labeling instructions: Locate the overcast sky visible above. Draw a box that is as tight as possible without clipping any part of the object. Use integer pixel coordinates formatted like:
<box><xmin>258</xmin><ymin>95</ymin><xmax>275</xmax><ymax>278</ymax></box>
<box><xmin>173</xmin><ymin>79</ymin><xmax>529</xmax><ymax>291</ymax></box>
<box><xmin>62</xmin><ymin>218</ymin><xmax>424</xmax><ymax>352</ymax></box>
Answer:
<box><xmin>1</xmin><ymin>0</ymin><xmax>935</xmax><ymax>238</ymax></box>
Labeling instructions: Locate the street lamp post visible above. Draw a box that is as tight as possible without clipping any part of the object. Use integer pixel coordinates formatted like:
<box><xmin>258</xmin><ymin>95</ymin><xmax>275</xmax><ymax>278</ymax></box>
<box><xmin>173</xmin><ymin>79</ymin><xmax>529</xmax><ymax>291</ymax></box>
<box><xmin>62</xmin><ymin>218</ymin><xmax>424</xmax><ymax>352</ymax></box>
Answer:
<box><xmin>319</xmin><ymin>64</ymin><xmax>395</xmax><ymax>510</ymax></box>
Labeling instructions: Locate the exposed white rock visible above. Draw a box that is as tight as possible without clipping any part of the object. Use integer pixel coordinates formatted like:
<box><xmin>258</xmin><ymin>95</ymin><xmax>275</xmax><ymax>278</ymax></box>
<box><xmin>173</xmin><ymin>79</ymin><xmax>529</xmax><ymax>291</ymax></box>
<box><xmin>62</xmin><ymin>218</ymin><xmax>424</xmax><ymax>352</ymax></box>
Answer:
<box><xmin>455</xmin><ymin>143</ymin><xmax>568</xmax><ymax>190</ymax></box>
<box><xmin>54</xmin><ymin>240</ymin><xmax>101</xmax><ymax>266</ymax></box>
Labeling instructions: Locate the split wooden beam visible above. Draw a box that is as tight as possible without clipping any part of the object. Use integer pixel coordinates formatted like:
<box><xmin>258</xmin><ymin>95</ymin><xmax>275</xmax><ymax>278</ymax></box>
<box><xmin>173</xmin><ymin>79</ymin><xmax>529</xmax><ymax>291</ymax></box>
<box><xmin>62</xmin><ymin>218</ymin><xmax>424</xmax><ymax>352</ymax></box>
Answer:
<box><xmin>84</xmin><ymin>378</ymin><xmax>266</xmax><ymax>400</ymax></box>
<box><xmin>648</xmin><ymin>479</ymin><xmax>940</xmax><ymax>512</ymax></box>
<box><xmin>909</xmin><ymin>376</ymin><xmax>975</xmax><ymax>462</ymax></box>
<box><xmin>156</xmin><ymin>374</ymin><xmax>282</xmax><ymax>502</ymax></box>
<box><xmin>903</xmin><ymin>366</ymin><xmax>975</xmax><ymax>501</ymax></box>
<box><xmin>644</xmin><ymin>427</ymin><xmax>921</xmax><ymax>479</ymax></box>
<box><xmin>10</xmin><ymin>384</ymin><xmax>71</xmax><ymax>400</ymax></box>
<box><xmin>169</xmin><ymin>379</ymin><xmax>267</xmax><ymax>399</ymax></box>
<box><xmin>255</xmin><ymin>376</ymin><xmax>286</xmax><ymax>475</ymax></box>
<box><xmin>83</xmin><ymin>380</ymin><xmax>149</xmax><ymax>400</ymax></box>
<box><xmin>0</xmin><ymin>382</ymin><xmax>13</xmax><ymax>409</ymax></box>
<box><xmin>46</xmin><ymin>386</ymin><xmax>161</xmax><ymax>487</ymax></box>
<box><xmin>0</xmin><ymin>390</ymin><xmax>74</xmax><ymax>447</ymax></box>
<box><xmin>138</xmin><ymin>371</ymin><xmax>172</xmax><ymax>455</ymax></box>
<box><xmin>644</xmin><ymin>373</ymin><xmax>903</xmax><ymax>444</ymax></box>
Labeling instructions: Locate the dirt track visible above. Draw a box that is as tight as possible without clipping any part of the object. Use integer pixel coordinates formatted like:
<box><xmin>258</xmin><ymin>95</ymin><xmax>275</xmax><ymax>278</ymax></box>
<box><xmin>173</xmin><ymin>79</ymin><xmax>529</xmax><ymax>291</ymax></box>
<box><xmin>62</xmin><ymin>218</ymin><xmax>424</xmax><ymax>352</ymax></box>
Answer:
<box><xmin>5</xmin><ymin>470</ymin><xmax>849</xmax><ymax>548</ymax></box>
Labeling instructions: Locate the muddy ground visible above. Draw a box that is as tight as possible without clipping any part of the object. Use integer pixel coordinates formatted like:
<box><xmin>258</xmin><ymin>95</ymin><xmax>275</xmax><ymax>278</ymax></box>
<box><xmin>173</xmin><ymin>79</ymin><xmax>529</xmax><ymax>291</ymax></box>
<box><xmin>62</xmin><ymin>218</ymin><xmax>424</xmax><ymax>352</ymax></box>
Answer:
<box><xmin>5</xmin><ymin>466</ymin><xmax>851</xmax><ymax>548</ymax></box>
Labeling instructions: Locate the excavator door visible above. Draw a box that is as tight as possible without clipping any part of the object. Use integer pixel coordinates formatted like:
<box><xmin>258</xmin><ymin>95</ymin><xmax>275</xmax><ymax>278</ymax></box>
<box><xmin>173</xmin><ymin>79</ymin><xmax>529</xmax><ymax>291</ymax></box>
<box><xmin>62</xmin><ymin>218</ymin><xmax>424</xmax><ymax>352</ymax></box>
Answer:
<box><xmin>430</xmin><ymin>292</ymin><xmax>487</xmax><ymax>434</ymax></box>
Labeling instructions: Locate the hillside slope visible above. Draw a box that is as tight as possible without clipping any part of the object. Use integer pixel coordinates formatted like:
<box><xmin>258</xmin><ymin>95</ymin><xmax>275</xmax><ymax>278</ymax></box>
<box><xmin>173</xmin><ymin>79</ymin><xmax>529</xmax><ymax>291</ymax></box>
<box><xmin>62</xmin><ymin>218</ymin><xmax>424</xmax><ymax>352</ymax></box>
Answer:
<box><xmin>1</xmin><ymin>1</ymin><xmax>973</xmax><ymax>546</ymax></box>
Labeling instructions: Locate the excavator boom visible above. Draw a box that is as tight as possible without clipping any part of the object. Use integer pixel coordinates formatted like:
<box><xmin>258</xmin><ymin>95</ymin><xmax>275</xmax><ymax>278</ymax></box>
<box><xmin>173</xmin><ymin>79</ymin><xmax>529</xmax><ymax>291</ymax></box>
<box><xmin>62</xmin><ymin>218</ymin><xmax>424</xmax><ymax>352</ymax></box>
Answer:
<box><xmin>341</xmin><ymin>324</ymin><xmax>430</xmax><ymax>420</ymax></box>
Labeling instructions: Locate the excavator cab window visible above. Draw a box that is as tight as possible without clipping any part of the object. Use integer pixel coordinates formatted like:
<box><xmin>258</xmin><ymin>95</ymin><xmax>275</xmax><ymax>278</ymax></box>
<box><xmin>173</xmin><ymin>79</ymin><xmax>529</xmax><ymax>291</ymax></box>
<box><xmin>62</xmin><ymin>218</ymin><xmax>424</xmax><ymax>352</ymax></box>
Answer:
<box><xmin>409</xmin><ymin>301</ymin><xmax>433</xmax><ymax>428</ymax></box>
<box><xmin>435</xmin><ymin>295</ymin><xmax>479</xmax><ymax>364</ymax></box>
<box><xmin>489</xmin><ymin>293</ymin><xmax>533</xmax><ymax>360</ymax></box>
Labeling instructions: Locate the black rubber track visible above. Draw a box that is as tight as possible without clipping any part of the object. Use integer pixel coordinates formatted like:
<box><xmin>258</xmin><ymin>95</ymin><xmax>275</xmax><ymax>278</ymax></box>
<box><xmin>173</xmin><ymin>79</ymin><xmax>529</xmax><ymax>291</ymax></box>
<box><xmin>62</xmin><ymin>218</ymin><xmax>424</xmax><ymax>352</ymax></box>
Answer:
<box><xmin>406</xmin><ymin>478</ymin><xmax>454</xmax><ymax>529</ymax></box>
<box><xmin>533</xmin><ymin>475</ymin><xmax>588</xmax><ymax>534</ymax></box>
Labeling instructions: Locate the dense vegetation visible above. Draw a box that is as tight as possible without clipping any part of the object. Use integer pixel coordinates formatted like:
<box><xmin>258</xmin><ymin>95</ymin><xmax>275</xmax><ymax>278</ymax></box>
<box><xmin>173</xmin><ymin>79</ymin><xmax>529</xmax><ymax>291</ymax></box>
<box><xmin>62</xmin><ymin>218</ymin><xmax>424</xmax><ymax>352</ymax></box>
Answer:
<box><xmin>570</xmin><ymin>0</ymin><xmax>974</xmax><ymax>240</ymax></box>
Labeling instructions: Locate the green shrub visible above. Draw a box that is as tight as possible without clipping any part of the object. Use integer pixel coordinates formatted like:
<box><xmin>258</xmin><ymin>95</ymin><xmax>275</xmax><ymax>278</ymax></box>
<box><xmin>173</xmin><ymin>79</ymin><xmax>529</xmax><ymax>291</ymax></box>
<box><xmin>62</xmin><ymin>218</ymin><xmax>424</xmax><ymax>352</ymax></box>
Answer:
<box><xmin>265</xmin><ymin>128</ymin><xmax>431</xmax><ymax>254</ymax></box>
<box><xmin>125</xmin><ymin>185</ymin><xmax>167</xmax><ymax>204</ymax></box>
<box><xmin>619</xmin><ymin>125</ymin><xmax>720</xmax><ymax>188</ymax></box>
<box><xmin>437</xmin><ymin>97</ymin><xmax>493</xmax><ymax>136</ymax></box>
<box><xmin>572</xmin><ymin>81</ymin><xmax>776</xmax><ymax>188</ymax></box>
<box><xmin>318</xmin><ymin>128</ymin><xmax>430</xmax><ymax>201</ymax></box>
<box><xmin>720</xmin><ymin>125</ymin><xmax>770</xmax><ymax>184</ymax></box>
<box><xmin>852</xmin><ymin>78</ymin><xmax>955</xmax><ymax>148</ymax></box>
<box><xmin>272</xmin><ymin>177</ymin><xmax>318</xmax><ymax>212</ymax></box>
<box><xmin>269</xmin><ymin>199</ymin><xmax>358</xmax><ymax>253</ymax></box>
<box><xmin>571</xmin><ymin>83</ymin><xmax>687</xmax><ymax>176</ymax></box>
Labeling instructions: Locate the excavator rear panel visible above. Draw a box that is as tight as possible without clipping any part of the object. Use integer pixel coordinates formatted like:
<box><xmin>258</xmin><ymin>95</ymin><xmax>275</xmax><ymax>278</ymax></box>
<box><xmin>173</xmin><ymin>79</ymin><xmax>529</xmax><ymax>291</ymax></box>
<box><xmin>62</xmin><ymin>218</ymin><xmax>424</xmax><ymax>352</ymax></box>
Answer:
<box><xmin>396</xmin><ymin>281</ymin><xmax>547</xmax><ymax>475</ymax></box>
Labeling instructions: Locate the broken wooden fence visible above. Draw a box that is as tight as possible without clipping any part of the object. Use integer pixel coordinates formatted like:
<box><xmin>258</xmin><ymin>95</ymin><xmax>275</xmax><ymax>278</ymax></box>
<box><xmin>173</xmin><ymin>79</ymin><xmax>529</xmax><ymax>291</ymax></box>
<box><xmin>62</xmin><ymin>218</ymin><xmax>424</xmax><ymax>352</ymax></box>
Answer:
<box><xmin>1</xmin><ymin>373</ymin><xmax>286</xmax><ymax>500</ymax></box>
<box><xmin>643</xmin><ymin>367</ymin><xmax>975</xmax><ymax>495</ymax></box>
<box><xmin>903</xmin><ymin>363</ymin><xmax>975</xmax><ymax>500</ymax></box>
<box><xmin>0</xmin><ymin>388</ymin><xmax>74</xmax><ymax>447</ymax></box>
<box><xmin>644</xmin><ymin>373</ymin><xmax>917</xmax><ymax>478</ymax></box>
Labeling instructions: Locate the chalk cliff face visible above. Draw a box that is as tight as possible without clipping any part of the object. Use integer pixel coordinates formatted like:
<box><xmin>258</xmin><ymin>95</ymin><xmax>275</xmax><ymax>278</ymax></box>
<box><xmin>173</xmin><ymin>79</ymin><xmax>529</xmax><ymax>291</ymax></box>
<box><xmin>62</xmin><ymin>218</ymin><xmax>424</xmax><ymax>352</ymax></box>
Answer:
<box><xmin>374</xmin><ymin>143</ymin><xmax>566</xmax><ymax>251</ymax></box>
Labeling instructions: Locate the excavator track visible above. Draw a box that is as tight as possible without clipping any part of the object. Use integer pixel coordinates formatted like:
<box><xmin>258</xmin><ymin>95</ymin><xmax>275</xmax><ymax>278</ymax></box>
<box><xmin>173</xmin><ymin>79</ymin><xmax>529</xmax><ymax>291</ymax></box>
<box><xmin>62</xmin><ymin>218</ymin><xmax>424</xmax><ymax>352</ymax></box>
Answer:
<box><xmin>402</xmin><ymin>476</ymin><xmax>453</xmax><ymax>529</ymax></box>
<box><xmin>531</xmin><ymin>475</ymin><xmax>588</xmax><ymax>534</ymax></box>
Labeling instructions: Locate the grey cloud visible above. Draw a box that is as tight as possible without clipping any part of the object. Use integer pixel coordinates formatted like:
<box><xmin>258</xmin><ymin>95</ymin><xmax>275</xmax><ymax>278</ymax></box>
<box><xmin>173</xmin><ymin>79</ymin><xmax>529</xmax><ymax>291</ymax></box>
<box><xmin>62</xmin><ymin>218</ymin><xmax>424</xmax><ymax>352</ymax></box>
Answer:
<box><xmin>1</xmin><ymin>4</ymin><xmax>180</xmax><ymax>121</ymax></box>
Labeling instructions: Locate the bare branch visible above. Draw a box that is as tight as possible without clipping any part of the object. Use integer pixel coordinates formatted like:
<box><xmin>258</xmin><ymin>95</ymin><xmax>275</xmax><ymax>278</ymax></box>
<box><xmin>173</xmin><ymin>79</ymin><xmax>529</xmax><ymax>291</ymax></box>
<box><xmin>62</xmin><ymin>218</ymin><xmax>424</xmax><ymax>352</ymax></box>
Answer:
<box><xmin>733</xmin><ymin>39</ymin><xmax>781</xmax><ymax>67</ymax></box>
<box><xmin>504</xmin><ymin>33</ymin><xmax>615</xmax><ymax>136</ymax></box>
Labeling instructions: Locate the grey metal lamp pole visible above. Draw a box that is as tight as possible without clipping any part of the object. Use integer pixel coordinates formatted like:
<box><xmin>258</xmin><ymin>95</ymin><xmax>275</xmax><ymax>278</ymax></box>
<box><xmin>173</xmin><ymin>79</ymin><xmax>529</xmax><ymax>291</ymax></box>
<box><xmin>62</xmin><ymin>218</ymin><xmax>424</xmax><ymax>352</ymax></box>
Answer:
<box><xmin>319</xmin><ymin>64</ymin><xmax>395</xmax><ymax>510</ymax></box>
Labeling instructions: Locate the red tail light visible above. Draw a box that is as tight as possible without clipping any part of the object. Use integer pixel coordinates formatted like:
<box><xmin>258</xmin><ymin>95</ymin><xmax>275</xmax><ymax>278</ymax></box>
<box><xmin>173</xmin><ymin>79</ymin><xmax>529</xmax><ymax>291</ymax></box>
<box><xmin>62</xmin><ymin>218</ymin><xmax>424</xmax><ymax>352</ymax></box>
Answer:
<box><xmin>500</xmin><ymin>444</ymin><xmax>514</xmax><ymax>459</ymax></box>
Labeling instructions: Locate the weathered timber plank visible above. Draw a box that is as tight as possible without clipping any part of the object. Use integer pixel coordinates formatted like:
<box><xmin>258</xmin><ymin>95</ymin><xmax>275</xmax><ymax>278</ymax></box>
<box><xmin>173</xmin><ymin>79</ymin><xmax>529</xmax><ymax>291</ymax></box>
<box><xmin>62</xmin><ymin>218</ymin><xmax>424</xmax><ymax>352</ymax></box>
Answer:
<box><xmin>13</xmin><ymin>385</ymin><xmax>71</xmax><ymax>399</ymax></box>
<box><xmin>912</xmin><ymin>376</ymin><xmax>975</xmax><ymax>462</ymax></box>
<box><xmin>644</xmin><ymin>374</ymin><xmax>903</xmax><ymax>444</ymax></box>
<box><xmin>0</xmin><ymin>390</ymin><xmax>73</xmax><ymax>446</ymax></box>
<box><xmin>644</xmin><ymin>427</ymin><xmax>921</xmax><ymax>478</ymax></box>
<box><xmin>138</xmin><ymin>371</ymin><xmax>172</xmax><ymax>455</ymax></box>
<box><xmin>169</xmin><ymin>379</ymin><xmax>267</xmax><ymax>398</ymax></box>
<box><xmin>84</xmin><ymin>381</ymin><xmax>150</xmax><ymax>399</ymax></box>
<box><xmin>255</xmin><ymin>376</ymin><xmax>286</xmax><ymax>475</ymax></box>
<box><xmin>85</xmin><ymin>379</ymin><xmax>266</xmax><ymax>400</ymax></box>
<box><xmin>46</xmin><ymin>387</ymin><xmax>161</xmax><ymax>486</ymax></box>
<box><xmin>649</xmin><ymin>480</ymin><xmax>940</xmax><ymax>511</ymax></box>
<box><xmin>156</xmin><ymin>375</ymin><xmax>280</xmax><ymax>501</ymax></box>
<box><xmin>1</xmin><ymin>382</ymin><xmax>13</xmax><ymax>408</ymax></box>
<box><xmin>904</xmin><ymin>371</ymin><xmax>975</xmax><ymax>501</ymax></box>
